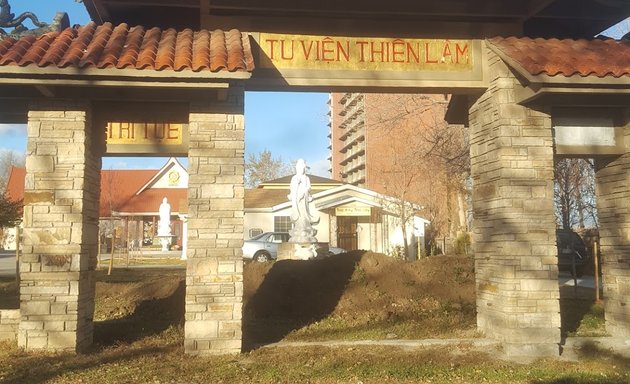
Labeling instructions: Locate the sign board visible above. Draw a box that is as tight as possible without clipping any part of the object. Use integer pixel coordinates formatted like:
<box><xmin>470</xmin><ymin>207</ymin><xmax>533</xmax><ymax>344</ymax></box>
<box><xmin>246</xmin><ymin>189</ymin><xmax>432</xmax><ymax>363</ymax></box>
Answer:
<box><xmin>105</xmin><ymin>122</ymin><xmax>189</xmax><ymax>156</ymax></box>
<box><xmin>249</xmin><ymin>33</ymin><xmax>486</xmax><ymax>90</ymax></box>
<box><xmin>336</xmin><ymin>206</ymin><xmax>371</xmax><ymax>217</ymax></box>
<box><xmin>554</xmin><ymin>116</ymin><xmax>624</xmax><ymax>156</ymax></box>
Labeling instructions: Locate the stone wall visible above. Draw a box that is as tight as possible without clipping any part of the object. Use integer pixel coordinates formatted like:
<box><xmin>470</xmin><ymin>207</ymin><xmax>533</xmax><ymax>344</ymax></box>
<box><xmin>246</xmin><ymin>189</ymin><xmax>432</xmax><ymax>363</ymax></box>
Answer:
<box><xmin>185</xmin><ymin>88</ymin><xmax>245</xmax><ymax>355</ymax></box>
<box><xmin>0</xmin><ymin>309</ymin><xmax>20</xmax><ymax>341</ymax></box>
<box><xmin>596</xmin><ymin>109</ymin><xmax>630</xmax><ymax>337</ymax></box>
<box><xmin>468</xmin><ymin>50</ymin><xmax>561</xmax><ymax>357</ymax></box>
<box><xmin>19</xmin><ymin>100</ymin><xmax>102</xmax><ymax>352</ymax></box>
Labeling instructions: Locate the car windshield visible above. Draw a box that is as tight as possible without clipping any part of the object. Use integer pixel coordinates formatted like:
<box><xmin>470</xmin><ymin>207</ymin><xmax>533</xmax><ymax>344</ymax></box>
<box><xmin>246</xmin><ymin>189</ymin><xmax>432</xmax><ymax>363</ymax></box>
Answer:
<box><xmin>248</xmin><ymin>233</ymin><xmax>268</xmax><ymax>240</ymax></box>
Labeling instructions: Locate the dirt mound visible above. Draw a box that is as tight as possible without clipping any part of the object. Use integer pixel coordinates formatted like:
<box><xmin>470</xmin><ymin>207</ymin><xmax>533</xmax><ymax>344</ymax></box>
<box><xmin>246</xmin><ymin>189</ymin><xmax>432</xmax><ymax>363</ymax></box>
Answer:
<box><xmin>243</xmin><ymin>251</ymin><xmax>476</xmax><ymax>345</ymax></box>
<box><xmin>88</xmin><ymin>252</ymin><xmax>476</xmax><ymax>347</ymax></box>
<box><xmin>245</xmin><ymin>251</ymin><xmax>475</xmax><ymax>319</ymax></box>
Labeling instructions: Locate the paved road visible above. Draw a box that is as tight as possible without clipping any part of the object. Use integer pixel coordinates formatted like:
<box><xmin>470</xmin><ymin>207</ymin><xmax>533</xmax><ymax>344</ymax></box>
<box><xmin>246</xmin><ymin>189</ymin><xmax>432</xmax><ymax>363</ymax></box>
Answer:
<box><xmin>0</xmin><ymin>250</ymin><xmax>17</xmax><ymax>277</ymax></box>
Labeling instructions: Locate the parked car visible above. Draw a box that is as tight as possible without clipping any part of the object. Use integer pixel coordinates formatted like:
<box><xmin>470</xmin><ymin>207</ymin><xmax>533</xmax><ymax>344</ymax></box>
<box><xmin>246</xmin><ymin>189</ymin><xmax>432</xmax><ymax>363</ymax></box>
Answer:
<box><xmin>556</xmin><ymin>229</ymin><xmax>589</xmax><ymax>277</ymax></box>
<box><xmin>242</xmin><ymin>232</ymin><xmax>289</xmax><ymax>262</ymax></box>
<box><xmin>315</xmin><ymin>244</ymin><xmax>346</xmax><ymax>257</ymax></box>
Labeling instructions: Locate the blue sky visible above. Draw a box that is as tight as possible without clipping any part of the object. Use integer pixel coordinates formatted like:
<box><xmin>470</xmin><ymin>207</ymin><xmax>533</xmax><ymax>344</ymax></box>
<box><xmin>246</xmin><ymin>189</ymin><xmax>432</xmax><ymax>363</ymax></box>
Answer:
<box><xmin>0</xmin><ymin>1</ymin><xmax>331</xmax><ymax>176</ymax></box>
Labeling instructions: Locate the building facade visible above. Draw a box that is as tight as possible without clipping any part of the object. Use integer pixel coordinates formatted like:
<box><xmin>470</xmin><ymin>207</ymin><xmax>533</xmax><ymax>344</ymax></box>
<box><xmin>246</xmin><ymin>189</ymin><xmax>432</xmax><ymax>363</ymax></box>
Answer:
<box><xmin>245</xmin><ymin>175</ymin><xmax>428</xmax><ymax>257</ymax></box>
<box><xmin>328</xmin><ymin>93</ymin><xmax>469</xmax><ymax>242</ymax></box>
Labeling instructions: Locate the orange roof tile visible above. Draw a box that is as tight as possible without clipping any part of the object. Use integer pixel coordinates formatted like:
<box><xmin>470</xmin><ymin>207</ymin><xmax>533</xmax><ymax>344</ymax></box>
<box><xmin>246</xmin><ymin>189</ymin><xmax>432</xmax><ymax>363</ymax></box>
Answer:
<box><xmin>5</xmin><ymin>166</ymin><xmax>25</xmax><ymax>202</ymax></box>
<box><xmin>6</xmin><ymin>167</ymin><xmax>186</xmax><ymax>217</ymax></box>
<box><xmin>100</xmin><ymin>169</ymin><xmax>156</xmax><ymax>216</ymax></box>
<box><xmin>119</xmin><ymin>188</ymin><xmax>188</xmax><ymax>214</ymax></box>
<box><xmin>0</xmin><ymin>22</ymin><xmax>254</xmax><ymax>73</ymax></box>
<box><xmin>488</xmin><ymin>37</ymin><xmax>630</xmax><ymax>78</ymax></box>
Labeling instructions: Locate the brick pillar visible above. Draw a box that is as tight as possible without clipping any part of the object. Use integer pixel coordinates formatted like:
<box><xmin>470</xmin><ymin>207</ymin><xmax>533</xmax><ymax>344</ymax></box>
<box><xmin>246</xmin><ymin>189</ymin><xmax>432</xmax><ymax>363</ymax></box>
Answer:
<box><xmin>19</xmin><ymin>100</ymin><xmax>102</xmax><ymax>352</ymax></box>
<box><xmin>596</xmin><ymin>110</ymin><xmax>630</xmax><ymax>337</ymax></box>
<box><xmin>468</xmin><ymin>52</ymin><xmax>560</xmax><ymax>357</ymax></box>
<box><xmin>185</xmin><ymin>88</ymin><xmax>244</xmax><ymax>355</ymax></box>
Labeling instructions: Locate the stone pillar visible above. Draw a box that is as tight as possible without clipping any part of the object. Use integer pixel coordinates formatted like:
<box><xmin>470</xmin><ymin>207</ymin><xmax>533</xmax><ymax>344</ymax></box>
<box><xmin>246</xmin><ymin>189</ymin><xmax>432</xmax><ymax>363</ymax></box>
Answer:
<box><xmin>468</xmin><ymin>51</ymin><xmax>560</xmax><ymax>357</ymax></box>
<box><xmin>185</xmin><ymin>88</ymin><xmax>244</xmax><ymax>355</ymax></box>
<box><xmin>19</xmin><ymin>100</ymin><xmax>102</xmax><ymax>352</ymax></box>
<box><xmin>595</xmin><ymin>110</ymin><xmax>630</xmax><ymax>338</ymax></box>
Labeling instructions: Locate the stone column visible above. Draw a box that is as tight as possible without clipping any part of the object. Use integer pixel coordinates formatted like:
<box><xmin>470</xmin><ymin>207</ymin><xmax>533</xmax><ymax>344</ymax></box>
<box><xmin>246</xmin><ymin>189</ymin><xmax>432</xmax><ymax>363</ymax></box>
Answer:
<box><xmin>19</xmin><ymin>100</ymin><xmax>102</xmax><ymax>352</ymax></box>
<box><xmin>468</xmin><ymin>51</ymin><xmax>560</xmax><ymax>357</ymax></box>
<box><xmin>595</xmin><ymin>110</ymin><xmax>630</xmax><ymax>338</ymax></box>
<box><xmin>185</xmin><ymin>88</ymin><xmax>245</xmax><ymax>355</ymax></box>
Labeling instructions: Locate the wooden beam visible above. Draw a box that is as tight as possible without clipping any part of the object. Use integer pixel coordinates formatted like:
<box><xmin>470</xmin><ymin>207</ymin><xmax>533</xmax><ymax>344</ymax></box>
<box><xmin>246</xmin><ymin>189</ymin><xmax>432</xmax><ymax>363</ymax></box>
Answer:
<box><xmin>201</xmin><ymin>14</ymin><xmax>522</xmax><ymax>38</ymax></box>
<box><xmin>206</xmin><ymin>0</ymin><xmax>532</xmax><ymax>19</ymax></box>
<box><xmin>103</xmin><ymin>0</ymin><xmax>199</xmax><ymax>8</ymax></box>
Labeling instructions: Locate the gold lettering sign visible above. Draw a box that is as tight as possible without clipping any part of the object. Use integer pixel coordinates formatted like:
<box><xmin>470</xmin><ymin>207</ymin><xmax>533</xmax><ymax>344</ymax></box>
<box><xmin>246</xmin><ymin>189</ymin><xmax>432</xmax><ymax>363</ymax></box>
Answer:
<box><xmin>336</xmin><ymin>206</ymin><xmax>372</xmax><ymax>217</ymax></box>
<box><xmin>259</xmin><ymin>33</ymin><xmax>473</xmax><ymax>72</ymax></box>
<box><xmin>106</xmin><ymin>123</ymin><xmax>183</xmax><ymax>145</ymax></box>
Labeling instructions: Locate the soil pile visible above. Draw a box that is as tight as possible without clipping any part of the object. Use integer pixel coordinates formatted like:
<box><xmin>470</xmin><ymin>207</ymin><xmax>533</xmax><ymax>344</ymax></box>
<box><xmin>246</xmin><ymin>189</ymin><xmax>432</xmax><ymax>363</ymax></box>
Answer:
<box><xmin>87</xmin><ymin>252</ymin><xmax>476</xmax><ymax>347</ymax></box>
<box><xmin>243</xmin><ymin>251</ymin><xmax>476</xmax><ymax>345</ymax></box>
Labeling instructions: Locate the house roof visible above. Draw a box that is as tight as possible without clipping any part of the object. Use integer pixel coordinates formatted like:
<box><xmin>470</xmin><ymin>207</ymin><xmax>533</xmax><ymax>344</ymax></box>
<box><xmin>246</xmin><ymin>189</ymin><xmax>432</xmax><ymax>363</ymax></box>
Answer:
<box><xmin>258</xmin><ymin>174</ymin><xmax>344</xmax><ymax>191</ymax></box>
<box><xmin>118</xmin><ymin>188</ymin><xmax>187</xmax><ymax>214</ymax></box>
<box><xmin>0</xmin><ymin>22</ymin><xmax>254</xmax><ymax>74</ymax></box>
<box><xmin>6</xmin><ymin>166</ymin><xmax>184</xmax><ymax>217</ymax></box>
<box><xmin>488</xmin><ymin>37</ymin><xmax>630</xmax><ymax>78</ymax></box>
<box><xmin>5</xmin><ymin>166</ymin><xmax>25</xmax><ymax>202</ymax></box>
<box><xmin>244</xmin><ymin>189</ymin><xmax>289</xmax><ymax>209</ymax></box>
<box><xmin>97</xmin><ymin>169</ymin><xmax>155</xmax><ymax>216</ymax></box>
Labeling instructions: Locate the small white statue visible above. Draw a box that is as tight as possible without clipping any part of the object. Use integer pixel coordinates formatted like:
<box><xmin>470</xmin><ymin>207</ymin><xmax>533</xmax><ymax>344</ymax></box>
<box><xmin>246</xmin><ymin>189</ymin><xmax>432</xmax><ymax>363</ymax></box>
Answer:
<box><xmin>288</xmin><ymin>159</ymin><xmax>319</xmax><ymax>243</ymax></box>
<box><xmin>158</xmin><ymin>197</ymin><xmax>171</xmax><ymax>237</ymax></box>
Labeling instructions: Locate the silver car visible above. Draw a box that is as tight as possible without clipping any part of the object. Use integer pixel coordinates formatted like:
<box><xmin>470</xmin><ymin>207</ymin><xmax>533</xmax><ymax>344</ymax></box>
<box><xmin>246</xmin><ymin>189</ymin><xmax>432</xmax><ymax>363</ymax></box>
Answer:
<box><xmin>242</xmin><ymin>232</ymin><xmax>289</xmax><ymax>262</ymax></box>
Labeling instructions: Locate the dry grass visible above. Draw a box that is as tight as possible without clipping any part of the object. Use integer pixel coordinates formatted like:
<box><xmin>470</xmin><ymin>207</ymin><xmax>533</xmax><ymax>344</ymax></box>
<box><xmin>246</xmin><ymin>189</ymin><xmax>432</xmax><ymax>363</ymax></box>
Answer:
<box><xmin>0</xmin><ymin>254</ymin><xmax>622</xmax><ymax>383</ymax></box>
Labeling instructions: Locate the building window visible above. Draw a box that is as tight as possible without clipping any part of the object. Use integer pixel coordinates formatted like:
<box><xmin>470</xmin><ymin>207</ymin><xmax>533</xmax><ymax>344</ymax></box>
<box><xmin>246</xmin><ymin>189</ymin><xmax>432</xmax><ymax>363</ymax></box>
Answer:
<box><xmin>249</xmin><ymin>228</ymin><xmax>263</xmax><ymax>238</ymax></box>
<box><xmin>274</xmin><ymin>216</ymin><xmax>292</xmax><ymax>232</ymax></box>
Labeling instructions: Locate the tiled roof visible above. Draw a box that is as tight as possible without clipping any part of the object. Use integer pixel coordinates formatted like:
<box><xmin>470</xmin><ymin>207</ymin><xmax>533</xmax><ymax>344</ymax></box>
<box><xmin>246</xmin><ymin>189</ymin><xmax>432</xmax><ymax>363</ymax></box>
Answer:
<box><xmin>100</xmin><ymin>169</ymin><xmax>157</xmax><ymax>216</ymax></box>
<box><xmin>0</xmin><ymin>22</ymin><xmax>254</xmax><ymax>73</ymax></box>
<box><xmin>488</xmin><ymin>37</ymin><xmax>630</xmax><ymax>78</ymax></box>
<box><xmin>5</xmin><ymin>166</ymin><xmax>25</xmax><ymax>202</ymax></box>
<box><xmin>6</xmin><ymin>167</ymin><xmax>187</xmax><ymax>216</ymax></box>
<box><xmin>118</xmin><ymin>188</ymin><xmax>188</xmax><ymax>214</ymax></box>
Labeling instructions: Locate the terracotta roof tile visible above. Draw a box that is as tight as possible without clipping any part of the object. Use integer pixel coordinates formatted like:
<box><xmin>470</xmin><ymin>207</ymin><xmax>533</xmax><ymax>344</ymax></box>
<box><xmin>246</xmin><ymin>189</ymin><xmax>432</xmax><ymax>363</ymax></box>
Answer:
<box><xmin>488</xmin><ymin>37</ymin><xmax>630</xmax><ymax>78</ymax></box>
<box><xmin>0</xmin><ymin>22</ymin><xmax>254</xmax><ymax>73</ymax></box>
<box><xmin>6</xmin><ymin>167</ymin><xmax>185</xmax><ymax>217</ymax></box>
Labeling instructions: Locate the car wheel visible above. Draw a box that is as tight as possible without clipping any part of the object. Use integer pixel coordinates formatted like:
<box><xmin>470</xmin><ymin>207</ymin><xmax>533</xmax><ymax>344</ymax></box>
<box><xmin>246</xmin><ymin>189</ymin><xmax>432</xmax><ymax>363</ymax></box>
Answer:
<box><xmin>254</xmin><ymin>251</ymin><xmax>271</xmax><ymax>262</ymax></box>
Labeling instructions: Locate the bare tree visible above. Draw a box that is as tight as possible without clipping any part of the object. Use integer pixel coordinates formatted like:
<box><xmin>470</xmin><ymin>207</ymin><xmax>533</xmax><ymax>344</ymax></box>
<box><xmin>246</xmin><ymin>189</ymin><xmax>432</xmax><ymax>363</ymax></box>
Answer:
<box><xmin>0</xmin><ymin>149</ymin><xmax>25</xmax><ymax>193</ymax></box>
<box><xmin>367</xmin><ymin>94</ymin><xmax>470</xmax><ymax>256</ymax></box>
<box><xmin>245</xmin><ymin>149</ymin><xmax>293</xmax><ymax>188</ymax></box>
<box><xmin>554</xmin><ymin>158</ymin><xmax>598</xmax><ymax>229</ymax></box>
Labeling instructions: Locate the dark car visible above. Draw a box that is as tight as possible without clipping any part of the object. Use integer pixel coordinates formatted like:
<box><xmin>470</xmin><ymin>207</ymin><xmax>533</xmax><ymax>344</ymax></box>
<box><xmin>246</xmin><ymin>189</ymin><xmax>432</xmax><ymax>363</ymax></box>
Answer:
<box><xmin>556</xmin><ymin>229</ymin><xmax>589</xmax><ymax>277</ymax></box>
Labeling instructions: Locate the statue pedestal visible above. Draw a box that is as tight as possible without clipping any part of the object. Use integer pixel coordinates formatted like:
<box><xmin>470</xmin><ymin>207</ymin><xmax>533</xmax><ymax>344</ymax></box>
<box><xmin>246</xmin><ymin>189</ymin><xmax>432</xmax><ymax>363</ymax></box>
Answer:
<box><xmin>157</xmin><ymin>234</ymin><xmax>173</xmax><ymax>252</ymax></box>
<box><xmin>278</xmin><ymin>242</ymin><xmax>317</xmax><ymax>260</ymax></box>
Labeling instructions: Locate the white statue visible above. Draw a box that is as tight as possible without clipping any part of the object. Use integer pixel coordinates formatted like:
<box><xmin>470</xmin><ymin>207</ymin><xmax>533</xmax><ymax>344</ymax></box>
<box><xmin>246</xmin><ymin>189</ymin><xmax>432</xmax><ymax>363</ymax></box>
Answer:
<box><xmin>288</xmin><ymin>159</ymin><xmax>319</xmax><ymax>243</ymax></box>
<box><xmin>158</xmin><ymin>197</ymin><xmax>171</xmax><ymax>236</ymax></box>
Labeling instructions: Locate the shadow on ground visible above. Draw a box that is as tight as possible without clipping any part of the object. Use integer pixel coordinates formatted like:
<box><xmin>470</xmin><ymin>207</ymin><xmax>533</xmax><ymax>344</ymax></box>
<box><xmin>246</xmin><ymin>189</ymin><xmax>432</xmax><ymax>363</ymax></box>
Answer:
<box><xmin>243</xmin><ymin>251</ymin><xmax>364</xmax><ymax>351</ymax></box>
<box><xmin>0</xmin><ymin>276</ymin><xmax>18</xmax><ymax>309</ymax></box>
<box><xmin>93</xmin><ymin>279</ymin><xmax>185</xmax><ymax>348</ymax></box>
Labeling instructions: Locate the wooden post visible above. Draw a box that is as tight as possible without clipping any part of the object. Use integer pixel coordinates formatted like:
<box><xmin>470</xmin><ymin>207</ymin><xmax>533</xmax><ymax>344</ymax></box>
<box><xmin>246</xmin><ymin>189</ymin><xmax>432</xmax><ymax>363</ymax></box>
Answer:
<box><xmin>96</xmin><ymin>228</ymin><xmax>101</xmax><ymax>269</ymax></box>
<box><xmin>108</xmin><ymin>230</ymin><xmax>115</xmax><ymax>276</ymax></box>
<box><xmin>125</xmin><ymin>218</ymin><xmax>130</xmax><ymax>267</ymax></box>
<box><xmin>594</xmin><ymin>241</ymin><xmax>601</xmax><ymax>303</ymax></box>
<box><xmin>15</xmin><ymin>226</ymin><xmax>20</xmax><ymax>290</ymax></box>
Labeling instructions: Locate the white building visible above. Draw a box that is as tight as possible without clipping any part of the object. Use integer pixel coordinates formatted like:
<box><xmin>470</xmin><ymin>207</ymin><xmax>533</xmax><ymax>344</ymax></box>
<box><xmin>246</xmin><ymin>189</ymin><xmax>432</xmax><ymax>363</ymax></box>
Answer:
<box><xmin>245</xmin><ymin>175</ymin><xmax>429</xmax><ymax>259</ymax></box>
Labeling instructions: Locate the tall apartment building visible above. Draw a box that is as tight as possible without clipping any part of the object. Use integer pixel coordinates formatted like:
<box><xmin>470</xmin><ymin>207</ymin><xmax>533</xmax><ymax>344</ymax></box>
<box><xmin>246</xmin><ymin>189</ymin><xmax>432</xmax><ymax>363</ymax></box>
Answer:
<box><xmin>328</xmin><ymin>93</ymin><xmax>368</xmax><ymax>187</ymax></box>
<box><xmin>327</xmin><ymin>92</ymin><xmax>469</xmax><ymax>243</ymax></box>
<box><xmin>328</xmin><ymin>92</ymin><xmax>451</xmax><ymax>194</ymax></box>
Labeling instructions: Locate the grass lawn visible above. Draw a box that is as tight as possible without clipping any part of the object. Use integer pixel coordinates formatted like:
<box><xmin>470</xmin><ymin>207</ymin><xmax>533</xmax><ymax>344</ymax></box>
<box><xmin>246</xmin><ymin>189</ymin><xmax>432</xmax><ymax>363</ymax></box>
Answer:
<box><xmin>0</xmin><ymin>255</ymin><xmax>623</xmax><ymax>383</ymax></box>
<box><xmin>1</xmin><ymin>332</ymin><xmax>629</xmax><ymax>383</ymax></box>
